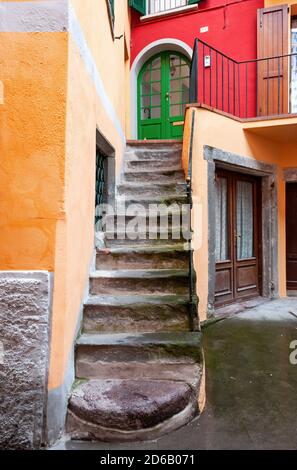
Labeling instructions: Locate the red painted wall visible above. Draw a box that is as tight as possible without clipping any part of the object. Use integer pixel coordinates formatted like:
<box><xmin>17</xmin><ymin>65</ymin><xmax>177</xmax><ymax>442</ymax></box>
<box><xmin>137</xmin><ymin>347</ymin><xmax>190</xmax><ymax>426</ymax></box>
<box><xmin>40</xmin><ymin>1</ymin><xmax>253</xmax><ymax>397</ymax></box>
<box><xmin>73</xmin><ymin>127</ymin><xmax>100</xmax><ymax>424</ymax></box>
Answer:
<box><xmin>131</xmin><ymin>0</ymin><xmax>264</xmax><ymax>63</ymax></box>
<box><xmin>131</xmin><ymin>0</ymin><xmax>264</xmax><ymax>118</ymax></box>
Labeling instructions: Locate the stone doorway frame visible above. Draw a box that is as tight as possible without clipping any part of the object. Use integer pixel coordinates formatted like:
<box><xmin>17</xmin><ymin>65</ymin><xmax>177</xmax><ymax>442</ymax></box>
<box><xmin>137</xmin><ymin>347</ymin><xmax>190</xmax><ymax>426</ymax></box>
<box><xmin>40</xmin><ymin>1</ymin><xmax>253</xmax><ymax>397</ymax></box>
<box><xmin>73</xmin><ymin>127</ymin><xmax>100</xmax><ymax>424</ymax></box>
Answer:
<box><xmin>204</xmin><ymin>146</ymin><xmax>279</xmax><ymax>317</ymax></box>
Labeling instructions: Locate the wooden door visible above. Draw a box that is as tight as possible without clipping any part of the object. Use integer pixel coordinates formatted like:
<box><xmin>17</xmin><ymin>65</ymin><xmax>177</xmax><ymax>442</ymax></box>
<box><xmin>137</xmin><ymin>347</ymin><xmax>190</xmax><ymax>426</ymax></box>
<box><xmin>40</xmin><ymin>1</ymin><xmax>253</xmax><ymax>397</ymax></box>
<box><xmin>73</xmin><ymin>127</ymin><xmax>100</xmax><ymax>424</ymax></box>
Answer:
<box><xmin>215</xmin><ymin>170</ymin><xmax>261</xmax><ymax>306</ymax></box>
<box><xmin>257</xmin><ymin>5</ymin><xmax>289</xmax><ymax>116</ymax></box>
<box><xmin>286</xmin><ymin>183</ymin><xmax>297</xmax><ymax>290</ymax></box>
<box><xmin>138</xmin><ymin>52</ymin><xmax>190</xmax><ymax>140</ymax></box>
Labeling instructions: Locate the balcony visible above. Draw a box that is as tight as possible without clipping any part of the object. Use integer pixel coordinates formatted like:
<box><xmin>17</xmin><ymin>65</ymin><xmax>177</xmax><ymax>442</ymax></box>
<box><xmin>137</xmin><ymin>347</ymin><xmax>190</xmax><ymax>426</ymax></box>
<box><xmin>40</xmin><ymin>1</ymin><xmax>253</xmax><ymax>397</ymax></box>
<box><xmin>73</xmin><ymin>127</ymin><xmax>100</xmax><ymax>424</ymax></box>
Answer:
<box><xmin>140</xmin><ymin>0</ymin><xmax>198</xmax><ymax>20</ymax></box>
<box><xmin>148</xmin><ymin>0</ymin><xmax>187</xmax><ymax>14</ymax></box>
<box><xmin>189</xmin><ymin>39</ymin><xmax>297</xmax><ymax>120</ymax></box>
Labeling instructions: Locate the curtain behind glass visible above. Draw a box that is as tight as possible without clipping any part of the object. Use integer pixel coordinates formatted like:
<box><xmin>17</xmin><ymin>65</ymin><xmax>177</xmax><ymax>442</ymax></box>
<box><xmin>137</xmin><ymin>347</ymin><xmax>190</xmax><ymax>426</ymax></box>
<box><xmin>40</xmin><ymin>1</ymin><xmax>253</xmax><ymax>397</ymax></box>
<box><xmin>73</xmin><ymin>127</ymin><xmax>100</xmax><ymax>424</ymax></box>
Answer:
<box><xmin>215</xmin><ymin>177</ymin><xmax>228</xmax><ymax>262</ymax></box>
<box><xmin>236</xmin><ymin>181</ymin><xmax>254</xmax><ymax>259</ymax></box>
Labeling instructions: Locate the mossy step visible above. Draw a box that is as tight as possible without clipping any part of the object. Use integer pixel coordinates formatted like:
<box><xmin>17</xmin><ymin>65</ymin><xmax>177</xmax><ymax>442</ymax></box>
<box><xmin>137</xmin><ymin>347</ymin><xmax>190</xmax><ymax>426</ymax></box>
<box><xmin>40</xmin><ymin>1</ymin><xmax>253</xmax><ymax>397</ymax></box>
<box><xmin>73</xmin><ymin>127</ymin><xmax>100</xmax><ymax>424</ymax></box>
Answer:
<box><xmin>66</xmin><ymin>377</ymin><xmax>199</xmax><ymax>442</ymax></box>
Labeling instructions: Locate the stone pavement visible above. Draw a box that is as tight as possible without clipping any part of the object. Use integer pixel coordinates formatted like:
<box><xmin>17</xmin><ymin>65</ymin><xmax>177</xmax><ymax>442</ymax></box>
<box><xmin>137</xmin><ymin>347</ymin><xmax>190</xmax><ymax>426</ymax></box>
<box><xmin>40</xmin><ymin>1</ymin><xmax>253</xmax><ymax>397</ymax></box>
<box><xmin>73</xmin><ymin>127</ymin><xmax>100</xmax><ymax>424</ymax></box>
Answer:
<box><xmin>52</xmin><ymin>297</ymin><xmax>297</xmax><ymax>450</ymax></box>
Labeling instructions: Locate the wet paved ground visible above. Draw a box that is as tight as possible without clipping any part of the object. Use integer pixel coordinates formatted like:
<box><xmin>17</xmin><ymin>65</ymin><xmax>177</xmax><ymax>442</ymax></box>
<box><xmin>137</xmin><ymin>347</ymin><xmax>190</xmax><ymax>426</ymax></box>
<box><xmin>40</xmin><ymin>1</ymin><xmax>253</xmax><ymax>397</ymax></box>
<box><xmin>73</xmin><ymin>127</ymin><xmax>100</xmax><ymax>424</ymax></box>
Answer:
<box><xmin>53</xmin><ymin>297</ymin><xmax>297</xmax><ymax>450</ymax></box>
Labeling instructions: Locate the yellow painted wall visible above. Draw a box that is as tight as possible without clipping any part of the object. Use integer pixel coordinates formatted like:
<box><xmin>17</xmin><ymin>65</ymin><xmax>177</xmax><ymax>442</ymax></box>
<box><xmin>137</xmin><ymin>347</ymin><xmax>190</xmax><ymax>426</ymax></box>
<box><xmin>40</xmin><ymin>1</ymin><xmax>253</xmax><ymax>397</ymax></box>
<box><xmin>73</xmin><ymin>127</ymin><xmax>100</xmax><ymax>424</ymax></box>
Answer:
<box><xmin>70</xmin><ymin>0</ymin><xmax>131</xmax><ymax>151</ymax></box>
<box><xmin>183</xmin><ymin>106</ymin><xmax>297</xmax><ymax>321</ymax></box>
<box><xmin>48</xmin><ymin>1</ymin><xmax>131</xmax><ymax>390</ymax></box>
<box><xmin>265</xmin><ymin>0</ymin><xmax>296</xmax><ymax>7</ymax></box>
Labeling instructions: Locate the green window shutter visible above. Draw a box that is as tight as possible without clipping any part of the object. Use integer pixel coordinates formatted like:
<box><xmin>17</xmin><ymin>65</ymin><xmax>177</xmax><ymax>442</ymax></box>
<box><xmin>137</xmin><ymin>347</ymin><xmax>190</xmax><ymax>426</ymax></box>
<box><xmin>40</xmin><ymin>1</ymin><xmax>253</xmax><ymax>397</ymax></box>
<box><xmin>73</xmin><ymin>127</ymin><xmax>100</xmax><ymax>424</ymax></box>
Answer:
<box><xmin>188</xmin><ymin>0</ymin><xmax>201</xmax><ymax>4</ymax></box>
<box><xmin>129</xmin><ymin>0</ymin><xmax>146</xmax><ymax>16</ymax></box>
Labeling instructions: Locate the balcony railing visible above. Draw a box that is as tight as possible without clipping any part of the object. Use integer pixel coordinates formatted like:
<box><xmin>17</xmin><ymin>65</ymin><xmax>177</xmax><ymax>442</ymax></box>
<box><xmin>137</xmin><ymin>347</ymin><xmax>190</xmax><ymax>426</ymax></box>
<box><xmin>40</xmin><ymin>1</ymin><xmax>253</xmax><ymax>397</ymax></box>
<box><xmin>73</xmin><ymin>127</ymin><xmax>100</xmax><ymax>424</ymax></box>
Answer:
<box><xmin>148</xmin><ymin>0</ymin><xmax>187</xmax><ymax>15</ymax></box>
<box><xmin>189</xmin><ymin>38</ymin><xmax>297</xmax><ymax>119</ymax></box>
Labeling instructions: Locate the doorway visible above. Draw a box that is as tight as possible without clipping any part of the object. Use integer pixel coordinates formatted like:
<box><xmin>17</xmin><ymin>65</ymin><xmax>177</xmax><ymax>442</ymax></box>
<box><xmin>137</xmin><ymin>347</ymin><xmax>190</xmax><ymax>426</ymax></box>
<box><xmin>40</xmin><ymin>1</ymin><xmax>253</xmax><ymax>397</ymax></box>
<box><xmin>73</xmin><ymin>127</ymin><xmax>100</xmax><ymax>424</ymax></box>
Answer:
<box><xmin>286</xmin><ymin>183</ymin><xmax>297</xmax><ymax>292</ymax></box>
<box><xmin>137</xmin><ymin>51</ymin><xmax>190</xmax><ymax>140</ymax></box>
<box><xmin>215</xmin><ymin>169</ymin><xmax>262</xmax><ymax>306</ymax></box>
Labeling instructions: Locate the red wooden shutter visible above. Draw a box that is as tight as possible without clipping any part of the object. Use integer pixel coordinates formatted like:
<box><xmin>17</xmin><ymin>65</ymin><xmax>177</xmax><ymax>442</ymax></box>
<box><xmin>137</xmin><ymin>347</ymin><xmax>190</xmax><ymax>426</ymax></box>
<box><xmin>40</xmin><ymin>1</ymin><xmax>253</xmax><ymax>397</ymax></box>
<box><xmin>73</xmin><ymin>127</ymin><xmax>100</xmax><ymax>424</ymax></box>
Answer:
<box><xmin>257</xmin><ymin>5</ymin><xmax>289</xmax><ymax>116</ymax></box>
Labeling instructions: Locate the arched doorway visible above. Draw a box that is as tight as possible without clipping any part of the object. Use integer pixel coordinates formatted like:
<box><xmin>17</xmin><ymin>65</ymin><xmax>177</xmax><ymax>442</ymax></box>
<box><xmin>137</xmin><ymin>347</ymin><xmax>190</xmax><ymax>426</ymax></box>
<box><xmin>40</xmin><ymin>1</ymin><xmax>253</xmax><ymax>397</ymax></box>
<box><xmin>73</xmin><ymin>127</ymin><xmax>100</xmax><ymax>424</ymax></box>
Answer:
<box><xmin>137</xmin><ymin>51</ymin><xmax>190</xmax><ymax>140</ymax></box>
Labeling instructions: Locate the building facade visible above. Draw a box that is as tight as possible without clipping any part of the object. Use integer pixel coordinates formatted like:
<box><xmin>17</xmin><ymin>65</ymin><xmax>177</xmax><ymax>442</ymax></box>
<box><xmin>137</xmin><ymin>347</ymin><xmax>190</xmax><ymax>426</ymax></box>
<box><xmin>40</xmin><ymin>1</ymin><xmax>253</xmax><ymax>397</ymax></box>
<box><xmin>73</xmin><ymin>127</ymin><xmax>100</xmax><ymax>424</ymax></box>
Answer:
<box><xmin>0</xmin><ymin>0</ymin><xmax>296</xmax><ymax>448</ymax></box>
<box><xmin>0</xmin><ymin>0</ymin><xmax>131</xmax><ymax>448</ymax></box>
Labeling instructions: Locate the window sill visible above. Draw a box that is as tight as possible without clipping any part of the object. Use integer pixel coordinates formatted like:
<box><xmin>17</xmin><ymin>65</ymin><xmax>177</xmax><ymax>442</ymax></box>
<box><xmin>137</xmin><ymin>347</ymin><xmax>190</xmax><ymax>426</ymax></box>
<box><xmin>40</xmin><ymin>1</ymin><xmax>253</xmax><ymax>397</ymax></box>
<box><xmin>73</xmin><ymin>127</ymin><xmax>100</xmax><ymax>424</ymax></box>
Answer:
<box><xmin>140</xmin><ymin>4</ymin><xmax>198</xmax><ymax>22</ymax></box>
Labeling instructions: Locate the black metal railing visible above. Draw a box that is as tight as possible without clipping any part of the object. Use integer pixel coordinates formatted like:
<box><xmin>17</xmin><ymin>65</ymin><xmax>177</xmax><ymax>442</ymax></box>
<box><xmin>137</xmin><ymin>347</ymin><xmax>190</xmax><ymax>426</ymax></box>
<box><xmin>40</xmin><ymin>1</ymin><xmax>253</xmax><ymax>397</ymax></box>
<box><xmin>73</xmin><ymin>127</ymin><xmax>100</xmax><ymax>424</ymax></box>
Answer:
<box><xmin>186</xmin><ymin>110</ymin><xmax>200</xmax><ymax>332</ymax></box>
<box><xmin>148</xmin><ymin>0</ymin><xmax>187</xmax><ymax>14</ymax></box>
<box><xmin>190</xmin><ymin>38</ymin><xmax>297</xmax><ymax>119</ymax></box>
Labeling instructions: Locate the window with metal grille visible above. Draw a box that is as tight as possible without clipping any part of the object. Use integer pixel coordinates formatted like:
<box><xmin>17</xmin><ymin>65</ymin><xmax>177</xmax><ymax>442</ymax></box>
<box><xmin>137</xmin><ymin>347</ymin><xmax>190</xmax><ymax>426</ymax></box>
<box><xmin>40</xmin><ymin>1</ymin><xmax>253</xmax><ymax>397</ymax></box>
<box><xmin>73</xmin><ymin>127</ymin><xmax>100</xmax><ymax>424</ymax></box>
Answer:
<box><xmin>95</xmin><ymin>150</ymin><xmax>107</xmax><ymax>230</ymax></box>
<box><xmin>107</xmin><ymin>0</ymin><xmax>115</xmax><ymax>35</ymax></box>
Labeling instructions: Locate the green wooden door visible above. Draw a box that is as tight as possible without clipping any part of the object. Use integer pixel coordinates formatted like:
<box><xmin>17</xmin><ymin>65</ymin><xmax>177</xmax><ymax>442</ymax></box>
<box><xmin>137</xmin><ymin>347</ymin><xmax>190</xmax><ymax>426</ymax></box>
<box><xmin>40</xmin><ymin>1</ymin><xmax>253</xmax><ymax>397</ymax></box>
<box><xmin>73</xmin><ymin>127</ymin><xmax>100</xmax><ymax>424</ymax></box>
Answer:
<box><xmin>138</xmin><ymin>52</ymin><xmax>190</xmax><ymax>140</ymax></box>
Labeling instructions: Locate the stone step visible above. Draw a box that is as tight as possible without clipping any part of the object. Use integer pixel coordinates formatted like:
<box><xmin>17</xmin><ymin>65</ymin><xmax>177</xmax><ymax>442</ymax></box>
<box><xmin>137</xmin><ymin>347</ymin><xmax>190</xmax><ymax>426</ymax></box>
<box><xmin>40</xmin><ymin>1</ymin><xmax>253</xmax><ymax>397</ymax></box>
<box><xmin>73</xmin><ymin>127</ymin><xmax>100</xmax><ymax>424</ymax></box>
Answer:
<box><xmin>125</xmin><ymin>150</ymin><xmax>182</xmax><ymax>161</ymax></box>
<box><xmin>104</xmin><ymin>225</ymin><xmax>190</xmax><ymax>242</ymax></box>
<box><xmin>105</xmin><ymin>231</ymin><xmax>190</xmax><ymax>247</ymax></box>
<box><xmin>76</xmin><ymin>332</ymin><xmax>203</xmax><ymax>380</ymax></box>
<box><xmin>125</xmin><ymin>159</ymin><xmax>181</xmax><ymax>172</ymax></box>
<box><xmin>66</xmin><ymin>377</ymin><xmax>199</xmax><ymax>442</ymax></box>
<box><xmin>123</xmin><ymin>168</ymin><xmax>185</xmax><ymax>183</ymax></box>
<box><xmin>116</xmin><ymin>193</ymin><xmax>188</xmax><ymax>209</ymax></box>
<box><xmin>77</xmin><ymin>360</ymin><xmax>202</xmax><ymax>385</ymax></box>
<box><xmin>89</xmin><ymin>269</ymin><xmax>189</xmax><ymax>295</ymax></box>
<box><xmin>103</xmin><ymin>208</ymin><xmax>189</xmax><ymax>230</ymax></box>
<box><xmin>117</xmin><ymin>182</ymin><xmax>186</xmax><ymax>197</ymax></box>
<box><xmin>126</xmin><ymin>140</ymin><xmax>182</xmax><ymax>149</ymax></box>
<box><xmin>125</xmin><ymin>143</ymin><xmax>182</xmax><ymax>161</ymax></box>
<box><xmin>83</xmin><ymin>294</ymin><xmax>190</xmax><ymax>333</ymax></box>
<box><xmin>96</xmin><ymin>245</ymin><xmax>189</xmax><ymax>269</ymax></box>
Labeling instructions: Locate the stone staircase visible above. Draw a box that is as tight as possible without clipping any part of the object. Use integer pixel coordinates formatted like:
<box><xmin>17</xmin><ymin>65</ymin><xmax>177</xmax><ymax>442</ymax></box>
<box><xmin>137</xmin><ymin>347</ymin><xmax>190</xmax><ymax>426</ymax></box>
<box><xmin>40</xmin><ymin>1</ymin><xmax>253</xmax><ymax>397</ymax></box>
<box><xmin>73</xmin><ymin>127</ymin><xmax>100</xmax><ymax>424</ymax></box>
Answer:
<box><xmin>66</xmin><ymin>141</ymin><xmax>204</xmax><ymax>442</ymax></box>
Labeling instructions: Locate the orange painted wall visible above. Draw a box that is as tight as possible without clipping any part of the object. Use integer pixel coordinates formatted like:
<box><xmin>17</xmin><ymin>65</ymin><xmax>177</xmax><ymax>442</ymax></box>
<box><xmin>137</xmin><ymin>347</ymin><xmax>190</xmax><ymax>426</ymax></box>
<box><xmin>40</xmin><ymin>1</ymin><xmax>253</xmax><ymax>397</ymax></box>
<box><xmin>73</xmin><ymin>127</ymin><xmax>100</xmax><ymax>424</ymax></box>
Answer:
<box><xmin>48</xmin><ymin>1</ymin><xmax>131</xmax><ymax>390</ymax></box>
<box><xmin>0</xmin><ymin>1</ymin><xmax>131</xmax><ymax>391</ymax></box>
<box><xmin>183</xmin><ymin>107</ymin><xmax>297</xmax><ymax>321</ymax></box>
<box><xmin>0</xmin><ymin>32</ymin><xmax>67</xmax><ymax>270</ymax></box>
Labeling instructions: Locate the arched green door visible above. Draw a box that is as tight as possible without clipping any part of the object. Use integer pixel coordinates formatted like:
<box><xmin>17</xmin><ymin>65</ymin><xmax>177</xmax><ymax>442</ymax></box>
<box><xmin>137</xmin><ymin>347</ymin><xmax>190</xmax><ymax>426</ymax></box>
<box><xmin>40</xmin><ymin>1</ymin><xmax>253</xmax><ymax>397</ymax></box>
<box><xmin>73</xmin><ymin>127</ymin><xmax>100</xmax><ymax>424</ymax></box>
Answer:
<box><xmin>138</xmin><ymin>52</ymin><xmax>190</xmax><ymax>140</ymax></box>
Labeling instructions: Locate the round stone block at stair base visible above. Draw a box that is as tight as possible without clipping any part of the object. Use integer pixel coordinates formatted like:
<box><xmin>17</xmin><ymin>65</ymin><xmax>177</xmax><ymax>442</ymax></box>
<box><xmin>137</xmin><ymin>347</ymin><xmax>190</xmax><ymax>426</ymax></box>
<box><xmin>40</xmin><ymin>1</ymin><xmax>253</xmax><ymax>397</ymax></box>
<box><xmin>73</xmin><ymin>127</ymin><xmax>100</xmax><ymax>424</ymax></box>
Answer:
<box><xmin>68</xmin><ymin>379</ymin><xmax>194</xmax><ymax>432</ymax></box>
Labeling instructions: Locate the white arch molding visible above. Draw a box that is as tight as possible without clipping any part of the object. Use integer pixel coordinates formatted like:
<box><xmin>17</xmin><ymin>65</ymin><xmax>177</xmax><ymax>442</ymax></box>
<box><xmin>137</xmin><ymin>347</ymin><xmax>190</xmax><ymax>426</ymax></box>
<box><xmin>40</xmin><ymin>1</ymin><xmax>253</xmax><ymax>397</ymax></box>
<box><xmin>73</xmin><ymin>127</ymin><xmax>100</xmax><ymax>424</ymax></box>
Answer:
<box><xmin>130</xmin><ymin>38</ymin><xmax>193</xmax><ymax>139</ymax></box>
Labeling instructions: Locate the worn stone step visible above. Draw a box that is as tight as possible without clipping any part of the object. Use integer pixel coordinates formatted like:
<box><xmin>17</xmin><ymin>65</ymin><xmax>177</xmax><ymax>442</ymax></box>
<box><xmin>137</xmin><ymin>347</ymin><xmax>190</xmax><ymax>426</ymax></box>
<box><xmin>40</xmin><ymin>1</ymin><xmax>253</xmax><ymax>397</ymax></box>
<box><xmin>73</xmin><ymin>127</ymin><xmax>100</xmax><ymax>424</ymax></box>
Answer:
<box><xmin>125</xmin><ymin>143</ymin><xmax>182</xmax><ymax>162</ymax></box>
<box><xmin>116</xmin><ymin>193</ymin><xmax>188</xmax><ymax>210</ymax></box>
<box><xmin>103</xmin><ymin>209</ymin><xmax>189</xmax><ymax>231</ymax></box>
<box><xmin>83</xmin><ymin>294</ymin><xmax>190</xmax><ymax>333</ymax></box>
<box><xmin>77</xmin><ymin>360</ymin><xmax>202</xmax><ymax>385</ymax></box>
<box><xmin>123</xmin><ymin>168</ymin><xmax>185</xmax><ymax>183</ymax></box>
<box><xmin>117</xmin><ymin>182</ymin><xmax>186</xmax><ymax>197</ymax></box>
<box><xmin>76</xmin><ymin>332</ymin><xmax>203</xmax><ymax>380</ymax></box>
<box><xmin>104</xmin><ymin>225</ymin><xmax>191</xmax><ymax>242</ymax></box>
<box><xmin>96</xmin><ymin>245</ymin><xmax>189</xmax><ymax>269</ymax></box>
<box><xmin>105</xmin><ymin>232</ymin><xmax>190</xmax><ymax>247</ymax></box>
<box><xmin>125</xmin><ymin>159</ymin><xmax>182</xmax><ymax>171</ymax></box>
<box><xmin>66</xmin><ymin>377</ymin><xmax>199</xmax><ymax>442</ymax></box>
<box><xmin>89</xmin><ymin>269</ymin><xmax>189</xmax><ymax>295</ymax></box>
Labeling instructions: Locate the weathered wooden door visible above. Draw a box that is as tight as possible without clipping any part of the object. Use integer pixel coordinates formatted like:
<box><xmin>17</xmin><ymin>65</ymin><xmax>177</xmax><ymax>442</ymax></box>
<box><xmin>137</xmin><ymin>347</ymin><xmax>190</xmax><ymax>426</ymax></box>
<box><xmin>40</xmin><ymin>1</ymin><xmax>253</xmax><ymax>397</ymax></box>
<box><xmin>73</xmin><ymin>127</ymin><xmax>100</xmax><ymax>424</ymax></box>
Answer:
<box><xmin>286</xmin><ymin>183</ymin><xmax>297</xmax><ymax>290</ymax></box>
<box><xmin>215</xmin><ymin>170</ymin><xmax>261</xmax><ymax>306</ymax></box>
<box><xmin>257</xmin><ymin>5</ymin><xmax>289</xmax><ymax>116</ymax></box>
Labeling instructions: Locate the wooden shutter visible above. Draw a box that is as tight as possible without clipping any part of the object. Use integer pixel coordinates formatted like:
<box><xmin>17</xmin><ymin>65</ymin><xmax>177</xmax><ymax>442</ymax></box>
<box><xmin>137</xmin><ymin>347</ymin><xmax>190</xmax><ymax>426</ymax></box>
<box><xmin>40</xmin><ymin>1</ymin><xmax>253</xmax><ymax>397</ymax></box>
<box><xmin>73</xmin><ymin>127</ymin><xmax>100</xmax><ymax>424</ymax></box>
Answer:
<box><xmin>129</xmin><ymin>0</ymin><xmax>146</xmax><ymax>15</ymax></box>
<box><xmin>257</xmin><ymin>5</ymin><xmax>289</xmax><ymax>116</ymax></box>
